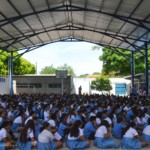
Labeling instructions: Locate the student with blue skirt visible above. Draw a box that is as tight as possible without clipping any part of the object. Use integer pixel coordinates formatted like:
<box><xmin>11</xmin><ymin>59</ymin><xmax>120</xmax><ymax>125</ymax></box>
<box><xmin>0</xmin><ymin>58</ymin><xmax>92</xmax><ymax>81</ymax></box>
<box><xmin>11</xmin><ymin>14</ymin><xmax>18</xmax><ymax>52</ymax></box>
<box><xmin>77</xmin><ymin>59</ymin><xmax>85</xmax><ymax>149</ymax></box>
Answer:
<box><xmin>12</xmin><ymin>111</ymin><xmax>24</xmax><ymax>133</ymax></box>
<box><xmin>0</xmin><ymin>121</ymin><xmax>16</xmax><ymax>150</ymax></box>
<box><xmin>94</xmin><ymin>120</ymin><xmax>119</xmax><ymax>149</ymax></box>
<box><xmin>142</xmin><ymin>118</ymin><xmax>150</xmax><ymax>143</ymax></box>
<box><xmin>84</xmin><ymin>116</ymin><xmax>96</xmax><ymax>140</ymax></box>
<box><xmin>112</xmin><ymin>117</ymin><xmax>126</xmax><ymax>139</ymax></box>
<box><xmin>38</xmin><ymin>122</ymin><xmax>63</xmax><ymax>150</ymax></box>
<box><xmin>19</xmin><ymin>120</ymin><xmax>37</xmax><ymax>150</ymax></box>
<box><xmin>121</xmin><ymin>122</ymin><xmax>147</xmax><ymax>150</ymax></box>
<box><xmin>66</xmin><ymin>120</ymin><xmax>90</xmax><ymax>150</ymax></box>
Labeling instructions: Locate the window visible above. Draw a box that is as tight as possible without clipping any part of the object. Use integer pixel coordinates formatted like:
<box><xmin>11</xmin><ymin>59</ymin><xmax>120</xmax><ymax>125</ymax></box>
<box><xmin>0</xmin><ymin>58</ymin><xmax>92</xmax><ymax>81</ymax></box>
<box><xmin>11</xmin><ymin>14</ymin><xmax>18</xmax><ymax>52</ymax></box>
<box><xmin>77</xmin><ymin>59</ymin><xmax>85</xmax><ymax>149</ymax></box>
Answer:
<box><xmin>17</xmin><ymin>83</ymin><xmax>28</xmax><ymax>88</ymax></box>
<box><xmin>48</xmin><ymin>83</ymin><xmax>61</xmax><ymax>88</ymax></box>
<box><xmin>0</xmin><ymin>78</ymin><xmax>5</xmax><ymax>82</ymax></box>
<box><xmin>115</xmin><ymin>84</ymin><xmax>126</xmax><ymax>95</ymax></box>
<box><xmin>17</xmin><ymin>83</ymin><xmax>42</xmax><ymax>88</ymax></box>
<box><xmin>29</xmin><ymin>83</ymin><xmax>42</xmax><ymax>88</ymax></box>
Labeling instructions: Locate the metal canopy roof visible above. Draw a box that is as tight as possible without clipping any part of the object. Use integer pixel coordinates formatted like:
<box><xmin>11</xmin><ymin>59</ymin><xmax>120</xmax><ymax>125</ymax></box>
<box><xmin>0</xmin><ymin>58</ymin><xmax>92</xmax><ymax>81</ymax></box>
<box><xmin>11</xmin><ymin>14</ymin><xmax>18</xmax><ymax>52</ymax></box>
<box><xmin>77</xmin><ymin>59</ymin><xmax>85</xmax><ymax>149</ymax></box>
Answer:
<box><xmin>0</xmin><ymin>0</ymin><xmax>150</xmax><ymax>52</ymax></box>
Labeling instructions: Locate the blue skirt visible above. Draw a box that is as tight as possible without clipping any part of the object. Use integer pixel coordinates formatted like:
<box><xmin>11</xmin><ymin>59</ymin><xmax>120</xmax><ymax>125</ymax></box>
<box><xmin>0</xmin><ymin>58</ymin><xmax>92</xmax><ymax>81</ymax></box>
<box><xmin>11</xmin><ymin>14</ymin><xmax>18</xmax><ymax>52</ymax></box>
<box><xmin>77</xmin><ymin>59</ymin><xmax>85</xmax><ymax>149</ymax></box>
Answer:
<box><xmin>94</xmin><ymin>137</ymin><xmax>119</xmax><ymax>149</ymax></box>
<box><xmin>142</xmin><ymin>133</ymin><xmax>150</xmax><ymax>143</ymax></box>
<box><xmin>11</xmin><ymin>123</ymin><xmax>21</xmax><ymax>133</ymax></box>
<box><xmin>19</xmin><ymin>141</ymin><xmax>32</xmax><ymax>150</ymax></box>
<box><xmin>0</xmin><ymin>141</ymin><xmax>5</xmax><ymax>150</ymax></box>
<box><xmin>38</xmin><ymin>141</ymin><xmax>56</xmax><ymax>150</ymax></box>
<box><xmin>66</xmin><ymin>139</ymin><xmax>88</xmax><ymax>150</ymax></box>
<box><xmin>121</xmin><ymin>137</ymin><xmax>141</xmax><ymax>150</ymax></box>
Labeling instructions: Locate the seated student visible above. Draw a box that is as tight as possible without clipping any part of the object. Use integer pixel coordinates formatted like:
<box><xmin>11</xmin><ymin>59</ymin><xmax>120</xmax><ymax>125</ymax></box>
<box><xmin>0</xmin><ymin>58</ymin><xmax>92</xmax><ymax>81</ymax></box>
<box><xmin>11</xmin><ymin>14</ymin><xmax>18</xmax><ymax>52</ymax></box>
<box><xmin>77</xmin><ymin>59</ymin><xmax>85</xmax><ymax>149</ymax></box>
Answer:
<box><xmin>112</xmin><ymin>117</ymin><xmax>126</xmax><ymax>139</ymax></box>
<box><xmin>121</xmin><ymin>122</ymin><xmax>147</xmax><ymax>150</ymax></box>
<box><xmin>38</xmin><ymin>122</ymin><xmax>63</xmax><ymax>150</ymax></box>
<box><xmin>94</xmin><ymin>120</ymin><xmax>119</xmax><ymax>149</ymax></box>
<box><xmin>84</xmin><ymin>116</ymin><xmax>96</xmax><ymax>140</ymax></box>
<box><xmin>142</xmin><ymin>118</ymin><xmax>150</xmax><ymax>143</ymax></box>
<box><xmin>12</xmin><ymin>111</ymin><xmax>24</xmax><ymax>133</ymax></box>
<box><xmin>0</xmin><ymin>121</ymin><xmax>16</xmax><ymax>149</ymax></box>
<box><xmin>58</xmin><ymin>114</ymin><xmax>71</xmax><ymax>141</ymax></box>
<box><xmin>66</xmin><ymin>120</ymin><xmax>90</xmax><ymax>150</ymax></box>
<box><xmin>19</xmin><ymin>120</ymin><xmax>37</xmax><ymax>150</ymax></box>
<box><xmin>24</xmin><ymin>111</ymin><xmax>36</xmax><ymax>125</ymax></box>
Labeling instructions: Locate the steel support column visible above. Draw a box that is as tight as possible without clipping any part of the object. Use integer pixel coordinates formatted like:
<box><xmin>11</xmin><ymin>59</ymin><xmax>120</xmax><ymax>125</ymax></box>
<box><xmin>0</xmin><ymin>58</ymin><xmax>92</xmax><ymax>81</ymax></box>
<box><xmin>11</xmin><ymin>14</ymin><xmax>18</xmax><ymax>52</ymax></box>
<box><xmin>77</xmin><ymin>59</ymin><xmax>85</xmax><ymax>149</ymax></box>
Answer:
<box><xmin>131</xmin><ymin>51</ymin><xmax>135</xmax><ymax>88</ymax></box>
<box><xmin>9</xmin><ymin>51</ymin><xmax>13</xmax><ymax>96</ymax></box>
<box><xmin>145</xmin><ymin>42</ymin><xmax>149</xmax><ymax>95</ymax></box>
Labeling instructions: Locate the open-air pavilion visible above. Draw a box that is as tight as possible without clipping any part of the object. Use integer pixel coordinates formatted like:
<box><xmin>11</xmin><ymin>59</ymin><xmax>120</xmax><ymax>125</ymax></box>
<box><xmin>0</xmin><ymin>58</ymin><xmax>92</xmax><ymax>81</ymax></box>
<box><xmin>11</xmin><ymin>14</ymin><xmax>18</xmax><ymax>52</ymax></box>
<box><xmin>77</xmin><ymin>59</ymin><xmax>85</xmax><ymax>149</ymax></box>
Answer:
<box><xmin>0</xmin><ymin>0</ymin><xmax>150</xmax><ymax>96</ymax></box>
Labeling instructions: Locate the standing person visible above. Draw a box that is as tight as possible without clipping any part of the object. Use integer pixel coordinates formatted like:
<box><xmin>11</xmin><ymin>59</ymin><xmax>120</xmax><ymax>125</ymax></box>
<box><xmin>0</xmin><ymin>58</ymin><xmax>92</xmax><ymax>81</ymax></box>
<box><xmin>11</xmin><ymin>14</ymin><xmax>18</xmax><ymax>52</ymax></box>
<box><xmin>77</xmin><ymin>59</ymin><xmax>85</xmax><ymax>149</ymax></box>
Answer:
<box><xmin>94</xmin><ymin>120</ymin><xmax>119</xmax><ymax>149</ymax></box>
<box><xmin>78</xmin><ymin>86</ymin><xmax>82</xmax><ymax>95</ymax></box>
<box><xmin>19</xmin><ymin>120</ymin><xmax>37</xmax><ymax>150</ymax></box>
<box><xmin>121</xmin><ymin>122</ymin><xmax>147</xmax><ymax>150</ymax></box>
<box><xmin>66</xmin><ymin>120</ymin><xmax>90</xmax><ymax>150</ymax></box>
<box><xmin>38</xmin><ymin>122</ymin><xmax>63</xmax><ymax>150</ymax></box>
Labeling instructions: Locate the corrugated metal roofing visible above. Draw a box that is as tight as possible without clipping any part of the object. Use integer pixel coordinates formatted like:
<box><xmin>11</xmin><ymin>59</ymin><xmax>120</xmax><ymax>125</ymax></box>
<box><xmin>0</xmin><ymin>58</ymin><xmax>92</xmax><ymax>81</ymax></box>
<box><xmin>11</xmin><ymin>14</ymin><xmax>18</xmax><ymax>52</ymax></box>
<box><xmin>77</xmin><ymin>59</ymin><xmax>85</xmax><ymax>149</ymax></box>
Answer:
<box><xmin>0</xmin><ymin>0</ymin><xmax>150</xmax><ymax>51</ymax></box>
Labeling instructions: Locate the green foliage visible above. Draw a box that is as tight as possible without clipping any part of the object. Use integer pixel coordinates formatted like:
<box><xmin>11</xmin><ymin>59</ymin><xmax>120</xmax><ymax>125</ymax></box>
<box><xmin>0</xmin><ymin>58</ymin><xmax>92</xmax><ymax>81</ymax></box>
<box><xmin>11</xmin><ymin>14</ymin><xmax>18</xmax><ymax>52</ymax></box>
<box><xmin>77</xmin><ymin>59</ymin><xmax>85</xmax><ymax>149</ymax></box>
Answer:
<box><xmin>40</xmin><ymin>65</ymin><xmax>56</xmax><ymax>74</ymax></box>
<box><xmin>40</xmin><ymin>63</ymin><xmax>76</xmax><ymax>76</ymax></box>
<box><xmin>91</xmin><ymin>77</ymin><xmax>112</xmax><ymax>92</ymax></box>
<box><xmin>13</xmin><ymin>57</ymin><xmax>35</xmax><ymax>75</ymax></box>
<box><xmin>93</xmin><ymin>46</ymin><xmax>150</xmax><ymax>76</ymax></box>
<box><xmin>57</xmin><ymin>63</ymin><xmax>76</xmax><ymax>77</ymax></box>
<box><xmin>0</xmin><ymin>50</ymin><xmax>36</xmax><ymax>75</ymax></box>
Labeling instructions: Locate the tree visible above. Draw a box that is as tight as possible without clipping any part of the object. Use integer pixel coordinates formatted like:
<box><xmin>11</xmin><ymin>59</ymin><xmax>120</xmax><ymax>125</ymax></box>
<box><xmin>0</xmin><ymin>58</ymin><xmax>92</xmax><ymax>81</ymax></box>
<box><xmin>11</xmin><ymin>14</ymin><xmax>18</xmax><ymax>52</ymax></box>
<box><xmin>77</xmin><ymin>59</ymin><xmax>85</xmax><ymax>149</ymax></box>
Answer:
<box><xmin>40</xmin><ymin>65</ymin><xmax>56</xmax><ymax>74</ymax></box>
<box><xmin>40</xmin><ymin>63</ymin><xmax>76</xmax><ymax>76</ymax></box>
<box><xmin>91</xmin><ymin>77</ymin><xmax>112</xmax><ymax>93</ymax></box>
<box><xmin>13</xmin><ymin>57</ymin><xmax>35</xmax><ymax>75</ymax></box>
<box><xmin>92</xmin><ymin>46</ymin><xmax>150</xmax><ymax>76</ymax></box>
<box><xmin>0</xmin><ymin>50</ymin><xmax>35</xmax><ymax>75</ymax></box>
<box><xmin>57</xmin><ymin>63</ymin><xmax>76</xmax><ymax>77</ymax></box>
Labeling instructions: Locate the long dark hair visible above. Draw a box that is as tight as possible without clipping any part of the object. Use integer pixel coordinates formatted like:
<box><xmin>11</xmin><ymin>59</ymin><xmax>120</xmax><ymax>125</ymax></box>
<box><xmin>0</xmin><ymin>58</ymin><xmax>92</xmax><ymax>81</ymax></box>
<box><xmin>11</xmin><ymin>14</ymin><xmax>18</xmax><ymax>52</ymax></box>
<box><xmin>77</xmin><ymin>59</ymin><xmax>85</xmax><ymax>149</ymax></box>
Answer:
<box><xmin>100</xmin><ymin>120</ymin><xmax>110</xmax><ymax>128</ymax></box>
<box><xmin>40</xmin><ymin>122</ymin><xmax>50</xmax><ymax>132</ymax></box>
<box><xmin>121</xmin><ymin>122</ymin><xmax>136</xmax><ymax>137</ymax></box>
<box><xmin>20</xmin><ymin>120</ymin><xmax>35</xmax><ymax>143</ymax></box>
<box><xmin>70</xmin><ymin>120</ymin><xmax>82</xmax><ymax>137</ymax></box>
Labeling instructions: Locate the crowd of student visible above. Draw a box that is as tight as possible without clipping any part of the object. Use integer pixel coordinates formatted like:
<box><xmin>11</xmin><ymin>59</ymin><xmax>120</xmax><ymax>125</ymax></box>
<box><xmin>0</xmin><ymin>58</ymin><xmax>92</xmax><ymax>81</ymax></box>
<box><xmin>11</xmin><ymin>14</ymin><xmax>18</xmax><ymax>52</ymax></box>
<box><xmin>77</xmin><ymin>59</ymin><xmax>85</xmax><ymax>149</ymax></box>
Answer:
<box><xmin>0</xmin><ymin>93</ymin><xmax>149</xmax><ymax>150</ymax></box>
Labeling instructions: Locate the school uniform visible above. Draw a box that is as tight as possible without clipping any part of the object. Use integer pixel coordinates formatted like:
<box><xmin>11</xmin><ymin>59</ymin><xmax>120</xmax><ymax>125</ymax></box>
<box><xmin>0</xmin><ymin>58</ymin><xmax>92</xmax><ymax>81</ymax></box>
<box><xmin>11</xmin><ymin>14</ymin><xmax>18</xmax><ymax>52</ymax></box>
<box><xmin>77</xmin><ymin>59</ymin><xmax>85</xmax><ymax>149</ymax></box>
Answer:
<box><xmin>19</xmin><ymin>128</ymin><xmax>35</xmax><ymax>150</ymax></box>
<box><xmin>112</xmin><ymin>122</ymin><xmax>126</xmax><ymax>139</ymax></box>
<box><xmin>84</xmin><ymin>121</ymin><xmax>96</xmax><ymax>139</ymax></box>
<box><xmin>0</xmin><ymin>128</ymin><xmax>6</xmax><ymax>150</ymax></box>
<box><xmin>38</xmin><ymin>129</ymin><xmax>56</xmax><ymax>150</ymax></box>
<box><xmin>121</xmin><ymin>127</ymin><xmax>141</xmax><ymax>149</ymax></box>
<box><xmin>58</xmin><ymin>122</ymin><xmax>67</xmax><ymax>137</ymax></box>
<box><xmin>142</xmin><ymin>125</ymin><xmax>150</xmax><ymax>143</ymax></box>
<box><xmin>12</xmin><ymin>116</ymin><xmax>23</xmax><ymax>133</ymax></box>
<box><xmin>66</xmin><ymin>128</ymin><xmax>88</xmax><ymax>150</ymax></box>
<box><xmin>94</xmin><ymin>125</ymin><xmax>119</xmax><ymax>149</ymax></box>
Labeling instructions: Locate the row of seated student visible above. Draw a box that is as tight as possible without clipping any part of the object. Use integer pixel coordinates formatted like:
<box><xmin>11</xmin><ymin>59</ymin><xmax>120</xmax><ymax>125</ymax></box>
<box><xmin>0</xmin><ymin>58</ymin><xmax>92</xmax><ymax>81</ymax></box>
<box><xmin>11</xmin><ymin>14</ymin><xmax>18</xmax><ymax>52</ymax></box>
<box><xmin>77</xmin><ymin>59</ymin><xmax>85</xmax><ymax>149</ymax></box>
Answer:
<box><xmin>0</xmin><ymin>93</ymin><xmax>149</xmax><ymax>149</ymax></box>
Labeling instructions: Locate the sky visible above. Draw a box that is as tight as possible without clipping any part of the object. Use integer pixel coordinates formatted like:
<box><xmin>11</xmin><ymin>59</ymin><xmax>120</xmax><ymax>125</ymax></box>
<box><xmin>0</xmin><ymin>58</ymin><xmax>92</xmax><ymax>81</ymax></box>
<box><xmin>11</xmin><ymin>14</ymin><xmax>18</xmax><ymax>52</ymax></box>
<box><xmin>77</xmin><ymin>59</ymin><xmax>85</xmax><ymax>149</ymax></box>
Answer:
<box><xmin>20</xmin><ymin>42</ymin><xmax>103</xmax><ymax>76</ymax></box>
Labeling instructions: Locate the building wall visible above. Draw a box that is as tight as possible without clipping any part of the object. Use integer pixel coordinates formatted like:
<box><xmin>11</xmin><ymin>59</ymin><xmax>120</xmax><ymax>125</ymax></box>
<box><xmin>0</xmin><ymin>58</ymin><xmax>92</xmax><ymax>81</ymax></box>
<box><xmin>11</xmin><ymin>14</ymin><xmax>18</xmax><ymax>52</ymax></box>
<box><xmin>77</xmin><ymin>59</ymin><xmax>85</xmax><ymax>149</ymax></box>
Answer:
<box><xmin>72</xmin><ymin>78</ymin><xmax>131</xmax><ymax>96</ymax></box>
<box><xmin>0</xmin><ymin>77</ymin><xmax>9</xmax><ymax>94</ymax></box>
<box><xmin>13</xmin><ymin>75</ymin><xmax>72</xmax><ymax>94</ymax></box>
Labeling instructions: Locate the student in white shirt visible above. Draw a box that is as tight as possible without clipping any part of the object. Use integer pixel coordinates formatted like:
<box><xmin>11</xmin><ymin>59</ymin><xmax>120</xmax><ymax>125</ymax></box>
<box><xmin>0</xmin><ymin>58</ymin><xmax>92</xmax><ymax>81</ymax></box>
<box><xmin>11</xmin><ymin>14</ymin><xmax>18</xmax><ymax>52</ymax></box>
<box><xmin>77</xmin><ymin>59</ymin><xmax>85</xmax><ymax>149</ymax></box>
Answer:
<box><xmin>38</xmin><ymin>122</ymin><xmax>63</xmax><ymax>150</ymax></box>
<box><xmin>94</xmin><ymin>120</ymin><xmax>119</xmax><ymax>149</ymax></box>
<box><xmin>19</xmin><ymin>120</ymin><xmax>37</xmax><ymax>150</ymax></box>
<box><xmin>11</xmin><ymin>111</ymin><xmax>24</xmax><ymax>133</ymax></box>
<box><xmin>66</xmin><ymin>120</ymin><xmax>90</xmax><ymax>150</ymax></box>
<box><xmin>121</xmin><ymin>122</ymin><xmax>147</xmax><ymax>149</ymax></box>
<box><xmin>24</xmin><ymin>111</ymin><xmax>36</xmax><ymax>125</ymax></box>
<box><xmin>142</xmin><ymin>118</ymin><xmax>150</xmax><ymax>143</ymax></box>
<box><xmin>0</xmin><ymin>121</ymin><xmax>15</xmax><ymax>149</ymax></box>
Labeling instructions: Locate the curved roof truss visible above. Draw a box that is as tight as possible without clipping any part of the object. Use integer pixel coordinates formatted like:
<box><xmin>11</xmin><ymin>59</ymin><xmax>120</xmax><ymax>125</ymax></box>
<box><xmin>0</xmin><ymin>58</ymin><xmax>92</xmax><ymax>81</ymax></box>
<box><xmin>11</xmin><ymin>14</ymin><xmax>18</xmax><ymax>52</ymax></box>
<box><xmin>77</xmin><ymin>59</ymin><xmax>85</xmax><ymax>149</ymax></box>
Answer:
<box><xmin>0</xmin><ymin>0</ymin><xmax>150</xmax><ymax>52</ymax></box>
